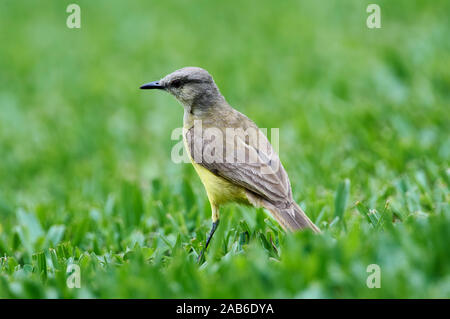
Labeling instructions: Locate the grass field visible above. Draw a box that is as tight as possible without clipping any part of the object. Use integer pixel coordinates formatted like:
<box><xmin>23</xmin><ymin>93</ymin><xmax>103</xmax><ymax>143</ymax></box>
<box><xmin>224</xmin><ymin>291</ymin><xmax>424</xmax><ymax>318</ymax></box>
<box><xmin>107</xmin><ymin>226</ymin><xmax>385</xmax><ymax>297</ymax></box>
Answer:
<box><xmin>0</xmin><ymin>0</ymin><xmax>449</xmax><ymax>298</ymax></box>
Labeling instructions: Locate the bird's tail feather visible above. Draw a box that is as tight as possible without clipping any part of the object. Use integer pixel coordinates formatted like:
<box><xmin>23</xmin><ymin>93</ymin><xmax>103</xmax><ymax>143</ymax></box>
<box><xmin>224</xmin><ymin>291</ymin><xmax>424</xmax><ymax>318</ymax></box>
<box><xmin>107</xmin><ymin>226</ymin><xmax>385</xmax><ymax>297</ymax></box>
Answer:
<box><xmin>266</xmin><ymin>202</ymin><xmax>320</xmax><ymax>233</ymax></box>
<box><xmin>245</xmin><ymin>191</ymin><xmax>320</xmax><ymax>233</ymax></box>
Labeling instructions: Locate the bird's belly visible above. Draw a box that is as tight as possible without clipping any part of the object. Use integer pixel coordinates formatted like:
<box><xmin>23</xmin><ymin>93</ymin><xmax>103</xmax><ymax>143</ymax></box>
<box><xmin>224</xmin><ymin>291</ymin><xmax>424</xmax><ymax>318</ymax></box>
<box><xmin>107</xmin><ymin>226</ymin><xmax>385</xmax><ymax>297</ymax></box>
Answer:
<box><xmin>191</xmin><ymin>161</ymin><xmax>249</xmax><ymax>206</ymax></box>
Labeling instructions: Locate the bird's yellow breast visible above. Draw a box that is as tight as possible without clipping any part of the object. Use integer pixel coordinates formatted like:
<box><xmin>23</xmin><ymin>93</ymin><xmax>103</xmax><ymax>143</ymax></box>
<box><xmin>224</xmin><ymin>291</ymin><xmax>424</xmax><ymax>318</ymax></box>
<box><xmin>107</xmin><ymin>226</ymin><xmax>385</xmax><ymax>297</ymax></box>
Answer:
<box><xmin>183</xmin><ymin>135</ymin><xmax>249</xmax><ymax>207</ymax></box>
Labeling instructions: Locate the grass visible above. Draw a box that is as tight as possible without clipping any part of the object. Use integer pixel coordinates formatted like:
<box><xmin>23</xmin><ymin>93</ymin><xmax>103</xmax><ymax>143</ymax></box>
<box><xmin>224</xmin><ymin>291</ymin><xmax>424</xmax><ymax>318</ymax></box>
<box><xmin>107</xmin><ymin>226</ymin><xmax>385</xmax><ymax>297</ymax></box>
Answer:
<box><xmin>0</xmin><ymin>0</ymin><xmax>449</xmax><ymax>298</ymax></box>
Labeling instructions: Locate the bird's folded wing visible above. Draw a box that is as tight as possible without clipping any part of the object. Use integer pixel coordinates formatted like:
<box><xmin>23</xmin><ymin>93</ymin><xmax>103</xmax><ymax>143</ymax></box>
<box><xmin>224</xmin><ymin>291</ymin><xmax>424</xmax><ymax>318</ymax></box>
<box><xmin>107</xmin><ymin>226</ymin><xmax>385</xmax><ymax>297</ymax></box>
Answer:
<box><xmin>185</xmin><ymin>126</ymin><xmax>293</xmax><ymax>206</ymax></box>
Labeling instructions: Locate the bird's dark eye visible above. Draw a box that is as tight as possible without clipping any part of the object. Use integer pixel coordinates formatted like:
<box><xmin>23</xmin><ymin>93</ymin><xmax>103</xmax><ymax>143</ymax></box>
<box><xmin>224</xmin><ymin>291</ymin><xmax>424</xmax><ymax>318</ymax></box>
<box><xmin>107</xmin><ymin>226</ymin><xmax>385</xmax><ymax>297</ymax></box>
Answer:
<box><xmin>171</xmin><ymin>80</ymin><xmax>182</xmax><ymax>89</ymax></box>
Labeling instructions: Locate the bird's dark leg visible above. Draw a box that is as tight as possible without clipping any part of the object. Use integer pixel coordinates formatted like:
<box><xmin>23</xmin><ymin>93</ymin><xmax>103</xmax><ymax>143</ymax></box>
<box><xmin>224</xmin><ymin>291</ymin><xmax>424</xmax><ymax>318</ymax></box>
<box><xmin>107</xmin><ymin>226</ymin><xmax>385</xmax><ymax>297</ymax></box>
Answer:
<box><xmin>198</xmin><ymin>219</ymin><xmax>220</xmax><ymax>263</ymax></box>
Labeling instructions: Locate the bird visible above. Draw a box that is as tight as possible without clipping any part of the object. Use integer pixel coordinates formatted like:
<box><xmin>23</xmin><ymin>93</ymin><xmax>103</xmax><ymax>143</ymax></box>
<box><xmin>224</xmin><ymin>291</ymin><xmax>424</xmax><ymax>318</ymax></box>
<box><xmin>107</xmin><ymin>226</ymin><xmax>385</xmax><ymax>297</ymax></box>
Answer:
<box><xmin>140</xmin><ymin>67</ymin><xmax>320</xmax><ymax>261</ymax></box>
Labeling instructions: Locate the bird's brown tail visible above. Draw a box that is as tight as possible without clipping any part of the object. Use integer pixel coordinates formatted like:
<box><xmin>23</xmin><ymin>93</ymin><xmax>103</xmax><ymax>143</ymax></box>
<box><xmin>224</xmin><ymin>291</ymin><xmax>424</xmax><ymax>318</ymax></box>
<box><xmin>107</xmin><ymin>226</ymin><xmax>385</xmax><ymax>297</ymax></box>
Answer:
<box><xmin>267</xmin><ymin>202</ymin><xmax>320</xmax><ymax>233</ymax></box>
<box><xmin>245</xmin><ymin>191</ymin><xmax>320</xmax><ymax>233</ymax></box>
<box><xmin>282</xmin><ymin>202</ymin><xmax>320</xmax><ymax>233</ymax></box>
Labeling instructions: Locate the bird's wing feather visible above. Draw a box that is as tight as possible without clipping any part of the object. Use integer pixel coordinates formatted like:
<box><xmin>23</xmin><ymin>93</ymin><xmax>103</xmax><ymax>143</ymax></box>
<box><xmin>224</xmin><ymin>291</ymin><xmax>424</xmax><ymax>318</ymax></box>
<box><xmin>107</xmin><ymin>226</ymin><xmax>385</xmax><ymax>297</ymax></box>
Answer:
<box><xmin>185</xmin><ymin>125</ymin><xmax>293</xmax><ymax>207</ymax></box>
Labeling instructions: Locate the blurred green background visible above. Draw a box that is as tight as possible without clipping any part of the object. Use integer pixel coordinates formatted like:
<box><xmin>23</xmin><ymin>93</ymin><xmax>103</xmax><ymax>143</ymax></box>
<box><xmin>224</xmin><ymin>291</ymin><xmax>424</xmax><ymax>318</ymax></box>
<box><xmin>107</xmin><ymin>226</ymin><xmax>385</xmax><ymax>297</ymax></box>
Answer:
<box><xmin>0</xmin><ymin>0</ymin><xmax>449</xmax><ymax>298</ymax></box>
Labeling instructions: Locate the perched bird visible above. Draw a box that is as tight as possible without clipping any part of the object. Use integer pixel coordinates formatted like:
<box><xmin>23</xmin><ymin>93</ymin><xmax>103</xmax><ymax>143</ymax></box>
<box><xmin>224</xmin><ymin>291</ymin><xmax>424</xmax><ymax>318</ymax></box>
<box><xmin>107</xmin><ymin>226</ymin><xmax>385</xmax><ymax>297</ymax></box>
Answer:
<box><xmin>141</xmin><ymin>67</ymin><xmax>319</xmax><ymax>261</ymax></box>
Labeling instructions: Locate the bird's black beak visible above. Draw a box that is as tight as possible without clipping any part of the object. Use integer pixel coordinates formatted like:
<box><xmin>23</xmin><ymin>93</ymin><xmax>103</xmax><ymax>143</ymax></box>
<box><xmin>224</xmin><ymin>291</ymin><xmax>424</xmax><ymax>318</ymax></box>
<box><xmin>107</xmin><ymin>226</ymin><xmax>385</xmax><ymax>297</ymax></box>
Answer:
<box><xmin>140</xmin><ymin>81</ymin><xmax>165</xmax><ymax>90</ymax></box>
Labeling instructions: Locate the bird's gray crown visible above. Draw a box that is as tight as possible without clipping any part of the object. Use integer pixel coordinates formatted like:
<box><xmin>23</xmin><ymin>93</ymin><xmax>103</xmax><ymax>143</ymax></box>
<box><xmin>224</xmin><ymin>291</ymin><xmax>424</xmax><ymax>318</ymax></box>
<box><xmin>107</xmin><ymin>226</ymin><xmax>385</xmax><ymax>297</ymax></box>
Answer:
<box><xmin>161</xmin><ymin>67</ymin><xmax>213</xmax><ymax>87</ymax></box>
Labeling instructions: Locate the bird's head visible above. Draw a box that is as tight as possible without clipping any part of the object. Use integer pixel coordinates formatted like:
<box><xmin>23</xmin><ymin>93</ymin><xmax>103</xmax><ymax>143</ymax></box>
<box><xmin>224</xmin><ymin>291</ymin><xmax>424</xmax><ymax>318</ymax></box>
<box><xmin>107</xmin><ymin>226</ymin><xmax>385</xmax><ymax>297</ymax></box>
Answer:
<box><xmin>140</xmin><ymin>67</ymin><xmax>224</xmax><ymax>112</ymax></box>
